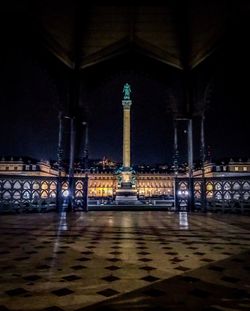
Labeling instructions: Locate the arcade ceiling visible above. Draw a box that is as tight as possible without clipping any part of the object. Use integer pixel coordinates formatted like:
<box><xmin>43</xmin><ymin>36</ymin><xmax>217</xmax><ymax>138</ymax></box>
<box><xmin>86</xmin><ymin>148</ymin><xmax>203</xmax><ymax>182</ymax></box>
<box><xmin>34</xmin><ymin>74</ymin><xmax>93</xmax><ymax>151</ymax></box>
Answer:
<box><xmin>3</xmin><ymin>0</ymin><xmax>250</xmax><ymax>71</ymax></box>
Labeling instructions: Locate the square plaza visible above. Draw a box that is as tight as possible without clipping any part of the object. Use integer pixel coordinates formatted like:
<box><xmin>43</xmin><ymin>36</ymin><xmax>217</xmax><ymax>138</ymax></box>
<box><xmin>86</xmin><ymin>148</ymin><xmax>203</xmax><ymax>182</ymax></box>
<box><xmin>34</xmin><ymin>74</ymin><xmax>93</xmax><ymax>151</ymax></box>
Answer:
<box><xmin>0</xmin><ymin>211</ymin><xmax>250</xmax><ymax>311</ymax></box>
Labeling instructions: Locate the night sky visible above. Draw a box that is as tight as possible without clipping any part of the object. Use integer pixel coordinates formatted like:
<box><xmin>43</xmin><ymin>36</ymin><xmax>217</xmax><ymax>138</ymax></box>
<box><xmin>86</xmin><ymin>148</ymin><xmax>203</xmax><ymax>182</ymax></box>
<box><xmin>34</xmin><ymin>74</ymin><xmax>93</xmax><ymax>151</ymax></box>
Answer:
<box><xmin>0</xmin><ymin>6</ymin><xmax>249</xmax><ymax>165</ymax></box>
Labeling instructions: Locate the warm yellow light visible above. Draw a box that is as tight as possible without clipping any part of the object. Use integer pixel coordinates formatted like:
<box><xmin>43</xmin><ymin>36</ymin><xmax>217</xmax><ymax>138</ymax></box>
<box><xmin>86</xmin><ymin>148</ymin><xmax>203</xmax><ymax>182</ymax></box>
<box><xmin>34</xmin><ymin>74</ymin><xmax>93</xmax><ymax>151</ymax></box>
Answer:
<box><xmin>41</xmin><ymin>182</ymin><xmax>48</xmax><ymax>190</ymax></box>
<box><xmin>123</xmin><ymin>173</ymin><xmax>130</xmax><ymax>182</ymax></box>
<box><xmin>41</xmin><ymin>191</ymin><xmax>48</xmax><ymax>198</ymax></box>
<box><xmin>76</xmin><ymin>182</ymin><xmax>83</xmax><ymax>190</ymax></box>
<box><xmin>89</xmin><ymin>187</ymin><xmax>113</xmax><ymax>196</ymax></box>
<box><xmin>194</xmin><ymin>184</ymin><xmax>200</xmax><ymax>190</ymax></box>
<box><xmin>207</xmin><ymin>184</ymin><xmax>213</xmax><ymax>191</ymax></box>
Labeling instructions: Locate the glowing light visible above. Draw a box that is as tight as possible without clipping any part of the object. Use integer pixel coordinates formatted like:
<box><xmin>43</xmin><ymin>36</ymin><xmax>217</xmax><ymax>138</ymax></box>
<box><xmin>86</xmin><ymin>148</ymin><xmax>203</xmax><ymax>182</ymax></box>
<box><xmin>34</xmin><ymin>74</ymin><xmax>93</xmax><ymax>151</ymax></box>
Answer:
<box><xmin>179</xmin><ymin>212</ymin><xmax>189</xmax><ymax>229</ymax></box>
<box><xmin>207</xmin><ymin>184</ymin><xmax>213</xmax><ymax>191</ymax></box>
<box><xmin>108</xmin><ymin>217</ymin><xmax>114</xmax><ymax>226</ymax></box>
<box><xmin>178</xmin><ymin>190</ymin><xmax>189</xmax><ymax>196</ymax></box>
<box><xmin>41</xmin><ymin>182</ymin><xmax>48</xmax><ymax>190</ymax></box>
<box><xmin>41</xmin><ymin>191</ymin><xmax>48</xmax><ymax>198</ymax></box>
<box><xmin>63</xmin><ymin>190</ymin><xmax>69</xmax><ymax>197</ymax></box>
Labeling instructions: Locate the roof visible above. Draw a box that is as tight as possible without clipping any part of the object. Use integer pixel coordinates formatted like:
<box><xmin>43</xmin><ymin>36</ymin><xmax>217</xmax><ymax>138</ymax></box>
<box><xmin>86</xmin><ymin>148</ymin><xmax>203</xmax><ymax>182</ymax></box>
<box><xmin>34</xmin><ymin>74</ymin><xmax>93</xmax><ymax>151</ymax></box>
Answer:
<box><xmin>4</xmin><ymin>0</ymin><xmax>250</xmax><ymax>70</ymax></box>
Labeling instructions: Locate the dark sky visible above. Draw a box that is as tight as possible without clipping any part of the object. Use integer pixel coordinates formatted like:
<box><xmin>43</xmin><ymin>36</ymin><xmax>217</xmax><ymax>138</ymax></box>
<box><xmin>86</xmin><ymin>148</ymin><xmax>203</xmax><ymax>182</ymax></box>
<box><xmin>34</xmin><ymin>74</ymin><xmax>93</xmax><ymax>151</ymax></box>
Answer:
<box><xmin>0</xmin><ymin>8</ymin><xmax>249</xmax><ymax>165</ymax></box>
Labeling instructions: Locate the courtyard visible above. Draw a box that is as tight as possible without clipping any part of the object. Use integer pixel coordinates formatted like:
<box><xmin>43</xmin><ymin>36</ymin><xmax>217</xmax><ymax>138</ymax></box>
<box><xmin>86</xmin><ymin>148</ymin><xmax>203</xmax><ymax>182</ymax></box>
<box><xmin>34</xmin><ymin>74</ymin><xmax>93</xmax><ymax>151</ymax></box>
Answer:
<box><xmin>0</xmin><ymin>211</ymin><xmax>250</xmax><ymax>310</ymax></box>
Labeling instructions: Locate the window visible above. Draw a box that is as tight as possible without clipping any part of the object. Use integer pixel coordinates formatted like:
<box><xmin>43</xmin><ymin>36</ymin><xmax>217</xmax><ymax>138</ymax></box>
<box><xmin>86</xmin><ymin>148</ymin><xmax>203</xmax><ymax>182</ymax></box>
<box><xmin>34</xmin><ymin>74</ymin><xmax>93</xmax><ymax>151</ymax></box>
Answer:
<box><xmin>32</xmin><ymin>165</ymin><xmax>36</xmax><ymax>170</ymax></box>
<box><xmin>6</xmin><ymin>166</ymin><xmax>9</xmax><ymax>170</ymax></box>
<box><xmin>243</xmin><ymin>167</ymin><xmax>247</xmax><ymax>171</ymax></box>
<box><xmin>14</xmin><ymin>166</ymin><xmax>18</xmax><ymax>170</ymax></box>
<box><xmin>235</xmin><ymin>166</ymin><xmax>239</xmax><ymax>171</ymax></box>
<box><xmin>25</xmin><ymin>165</ymin><xmax>30</xmax><ymax>170</ymax></box>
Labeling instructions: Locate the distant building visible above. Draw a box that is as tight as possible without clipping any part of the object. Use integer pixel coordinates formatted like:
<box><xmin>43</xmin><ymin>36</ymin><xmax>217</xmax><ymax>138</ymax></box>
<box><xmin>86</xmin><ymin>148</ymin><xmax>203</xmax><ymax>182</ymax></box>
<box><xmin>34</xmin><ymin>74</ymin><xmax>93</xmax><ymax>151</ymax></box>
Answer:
<box><xmin>75</xmin><ymin>172</ymin><xmax>175</xmax><ymax>198</ymax></box>
<box><xmin>1</xmin><ymin>156</ymin><xmax>249</xmax><ymax>199</ymax></box>
<box><xmin>136</xmin><ymin>173</ymin><xmax>174</xmax><ymax>197</ymax></box>
<box><xmin>193</xmin><ymin>159</ymin><xmax>250</xmax><ymax>177</ymax></box>
<box><xmin>0</xmin><ymin>157</ymin><xmax>60</xmax><ymax>177</ymax></box>
<box><xmin>0</xmin><ymin>156</ymin><xmax>175</xmax><ymax>198</ymax></box>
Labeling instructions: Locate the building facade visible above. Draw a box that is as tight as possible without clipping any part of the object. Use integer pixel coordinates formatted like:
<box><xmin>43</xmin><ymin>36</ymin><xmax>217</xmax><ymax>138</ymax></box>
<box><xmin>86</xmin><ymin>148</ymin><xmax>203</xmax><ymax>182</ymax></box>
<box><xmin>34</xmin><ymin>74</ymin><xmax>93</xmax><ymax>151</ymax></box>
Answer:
<box><xmin>0</xmin><ymin>157</ymin><xmax>175</xmax><ymax>198</ymax></box>
<box><xmin>193</xmin><ymin>159</ymin><xmax>250</xmax><ymax>178</ymax></box>
<box><xmin>0</xmin><ymin>157</ymin><xmax>59</xmax><ymax>177</ymax></box>
<box><xmin>1</xmin><ymin>157</ymin><xmax>250</xmax><ymax>200</ymax></box>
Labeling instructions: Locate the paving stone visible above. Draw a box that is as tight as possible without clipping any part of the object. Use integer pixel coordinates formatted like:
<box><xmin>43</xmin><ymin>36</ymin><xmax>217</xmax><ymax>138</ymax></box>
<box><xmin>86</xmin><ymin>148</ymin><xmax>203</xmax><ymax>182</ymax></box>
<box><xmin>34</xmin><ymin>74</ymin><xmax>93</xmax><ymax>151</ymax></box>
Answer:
<box><xmin>51</xmin><ymin>288</ymin><xmax>74</xmax><ymax>297</ymax></box>
<box><xmin>5</xmin><ymin>288</ymin><xmax>29</xmax><ymax>296</ymax></box>
<box><xmin>97</xmin><ymin>288</ymin><xmax>120</xmax><ymax>297</ymax></box>
<box><xmin>102</xmin><ymin>275</ymin><xmax>120</xmax><ymax>282</ymax></box>
<box><xmin>141</xmin><ymin>275</ymin><xmax>160</xmax><ymax>282</ymax></box>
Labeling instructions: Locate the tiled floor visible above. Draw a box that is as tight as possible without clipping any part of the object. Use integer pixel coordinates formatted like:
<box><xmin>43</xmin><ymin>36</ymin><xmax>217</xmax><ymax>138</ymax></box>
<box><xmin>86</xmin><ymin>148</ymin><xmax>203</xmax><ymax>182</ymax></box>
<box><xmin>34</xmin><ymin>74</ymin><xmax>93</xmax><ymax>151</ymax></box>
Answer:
<box><xmin>0</xmin><ymin>211</ymin><xmax>250</xmax><ymax>311</ymax></box>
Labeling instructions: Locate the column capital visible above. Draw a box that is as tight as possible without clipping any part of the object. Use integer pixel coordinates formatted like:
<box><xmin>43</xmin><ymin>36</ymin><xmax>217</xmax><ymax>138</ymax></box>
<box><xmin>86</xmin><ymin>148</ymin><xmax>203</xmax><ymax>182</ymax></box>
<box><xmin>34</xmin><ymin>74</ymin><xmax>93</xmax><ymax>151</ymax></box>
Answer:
<box><xmin>122</xmin><ymin>100</ymin><xmax>132</xmax><ymax>109</ymax></box>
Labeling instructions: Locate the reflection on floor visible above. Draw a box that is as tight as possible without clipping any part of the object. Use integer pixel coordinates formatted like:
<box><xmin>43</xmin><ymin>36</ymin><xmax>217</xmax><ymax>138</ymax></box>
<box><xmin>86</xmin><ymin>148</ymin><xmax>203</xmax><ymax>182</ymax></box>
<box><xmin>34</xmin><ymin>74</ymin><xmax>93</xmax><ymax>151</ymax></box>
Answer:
<box><xmin>0</xmin><ymin>212</ymin><xmax>250</xmax><ymax>311</ymax></box>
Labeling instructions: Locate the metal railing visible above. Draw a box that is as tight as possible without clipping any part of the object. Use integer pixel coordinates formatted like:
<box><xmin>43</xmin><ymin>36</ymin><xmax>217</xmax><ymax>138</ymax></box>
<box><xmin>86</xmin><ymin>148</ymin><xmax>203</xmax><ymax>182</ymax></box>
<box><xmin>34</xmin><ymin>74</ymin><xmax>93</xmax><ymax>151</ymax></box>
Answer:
<box><xmin>1</xmin><ymin>175</ymin><xmax>250</xmax><ymax>213</ymax></box>
<box><xmin>0</xmin><ymin>175</ymin><xmax>88</xmax><ymax>213</ymax></box>
<box><xmin>175</xmin><ymin>176</ymin><xmax>250</xmax><ymax>213</ymax></box>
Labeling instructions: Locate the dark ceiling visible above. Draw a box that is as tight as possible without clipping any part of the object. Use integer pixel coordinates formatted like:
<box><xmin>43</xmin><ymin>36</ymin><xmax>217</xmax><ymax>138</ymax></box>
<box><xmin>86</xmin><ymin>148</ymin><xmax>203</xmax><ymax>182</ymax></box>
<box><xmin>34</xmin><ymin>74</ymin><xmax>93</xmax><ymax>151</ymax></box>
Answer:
<box><xmin>3</xmin><ymin>0</ymin><xmax>250</xmax><ymax>71</ymax></box>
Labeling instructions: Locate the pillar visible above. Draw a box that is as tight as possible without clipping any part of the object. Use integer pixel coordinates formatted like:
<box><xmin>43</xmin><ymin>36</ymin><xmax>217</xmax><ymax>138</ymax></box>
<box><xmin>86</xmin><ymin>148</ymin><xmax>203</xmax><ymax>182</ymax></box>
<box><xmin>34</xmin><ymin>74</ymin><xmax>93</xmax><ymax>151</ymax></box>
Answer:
<box><xmin>200</xmin><ymin>114</ymin><xmax>206</xmax><ymax>211</ymax></box>
<box><xmin>115</xmin><ymin>84</ymin><xmax>137</xmax><ymax>202</ymax></box>
<box><xmin>81</xmin><ymin>121</ymin><xmax>88</xmax><ymax>171</ymax></box>
<box><xmin>187</xmin><ymin>119</ymin><xmax>193</xmax><ymax>179</ymax></box>
<box><xmin>122</xmin><ymin>100</ymin><xmax>132</xmax><ymax>168</ymax></box>
<box><xmin>187</xmin><ymin>119</ymin><xmax>194</xmax><ymax>212</ymax></box>
<box><xmin>200</xmin><ymin>114</ymin><xmax>205</xmax><ymax>172</ymax></box>
<box><xmin>173</xmin><ymin>119</ymin><xmax>179</xmax><ymax>174</ymax></box>
<box><xmin>68</xmin><ymin>117</ymin><xmax>75</xmax><ymax>211</ymax></box>
<box><xmin>56</xmin><ymin>111</ymin><xmax>63</xmax><ymax>212</ymax></box>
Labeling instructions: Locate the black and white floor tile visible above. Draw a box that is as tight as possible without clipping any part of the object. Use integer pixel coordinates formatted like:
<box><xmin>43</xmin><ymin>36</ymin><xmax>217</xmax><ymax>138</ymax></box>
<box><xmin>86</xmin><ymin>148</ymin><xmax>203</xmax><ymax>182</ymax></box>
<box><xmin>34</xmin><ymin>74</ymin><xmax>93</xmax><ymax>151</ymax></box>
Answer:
<box><xmin>0</xmin><ymin>212</ymin><xmax>250</xmax><ymax>310</ymax></box>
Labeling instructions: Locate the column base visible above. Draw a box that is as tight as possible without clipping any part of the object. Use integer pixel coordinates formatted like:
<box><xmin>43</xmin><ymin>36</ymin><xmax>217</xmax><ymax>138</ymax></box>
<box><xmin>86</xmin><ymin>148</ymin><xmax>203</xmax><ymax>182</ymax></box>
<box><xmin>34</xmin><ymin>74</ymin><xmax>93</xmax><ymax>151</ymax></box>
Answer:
<box><xmin>115</xmin><ymin>188</ymin><xmax>138</xmax><ymax>204</ymax></box>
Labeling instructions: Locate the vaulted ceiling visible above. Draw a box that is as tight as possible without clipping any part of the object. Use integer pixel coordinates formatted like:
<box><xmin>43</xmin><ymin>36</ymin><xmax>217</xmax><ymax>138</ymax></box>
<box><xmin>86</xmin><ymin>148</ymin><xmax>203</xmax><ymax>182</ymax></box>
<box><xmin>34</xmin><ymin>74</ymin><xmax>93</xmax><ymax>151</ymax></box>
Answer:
<box><xmin>10</xmin><ymin>0</ymin><xmax>247</xmax><ymax>71</ymax></box>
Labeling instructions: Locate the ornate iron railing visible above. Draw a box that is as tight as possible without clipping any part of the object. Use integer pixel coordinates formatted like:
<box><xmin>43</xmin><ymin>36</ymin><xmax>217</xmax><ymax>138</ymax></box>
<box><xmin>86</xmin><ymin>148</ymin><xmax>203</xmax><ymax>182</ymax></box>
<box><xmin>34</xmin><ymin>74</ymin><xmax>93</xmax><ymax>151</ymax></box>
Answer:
<box><xmin>175</xmin><ymin>176</ymin><xmax>250</xmax><ymax>212</ymax></box>
<box><xmin>0</xmin><ymin>175</ymin><xmax>88</xmax><ymax>212</ymax></box>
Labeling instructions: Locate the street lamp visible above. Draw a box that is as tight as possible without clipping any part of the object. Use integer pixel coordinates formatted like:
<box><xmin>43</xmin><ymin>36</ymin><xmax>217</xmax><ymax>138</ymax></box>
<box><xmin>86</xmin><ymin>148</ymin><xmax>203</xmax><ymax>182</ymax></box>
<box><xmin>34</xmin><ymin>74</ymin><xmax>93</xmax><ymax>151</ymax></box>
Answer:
<box><xmin>58</xmin><ymin>114</ymin><xmax>75</xmax><ymax>211</ymax></box>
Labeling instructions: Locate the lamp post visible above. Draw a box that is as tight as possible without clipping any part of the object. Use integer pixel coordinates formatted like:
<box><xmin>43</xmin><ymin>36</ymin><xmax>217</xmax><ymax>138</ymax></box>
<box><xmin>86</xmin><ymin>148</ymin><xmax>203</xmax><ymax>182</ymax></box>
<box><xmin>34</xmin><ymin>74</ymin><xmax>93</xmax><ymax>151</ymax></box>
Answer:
<box><xmin>174</xmin><ymin>118</ymin><xmax>194</xmax><ymax>212</ymax></box>
<box><xmin>63</xmin><ymin>115</ymin><xmax>75</xmax><ymax>212</ymax></box>
<box><xmin>173</xmin><ymin>118</ymin><xmax>179</xmax><ymax>212</ymax></box>
<box><xmin>57</xmin><ymin>111</ymin><xmax>63</xmax><ymax>212</ymax></box>
<box><xmin>200</xmin><ymin>113</ymin><xmax>206</xmax><ymax>211</ymax></box>
<box><xmin>82</xmin><ymin>121</ymin><xmax>89</xmax><ymax>172</ymax></box>
<box><xmin>173</xmin><ymin>119</ymin><xmax>179</xmax><ymax>175</ymax></box>
<box><xmin>75</xmin><ymin>121</ymin><xmax>89</xmax><ymax>211</ymax></box>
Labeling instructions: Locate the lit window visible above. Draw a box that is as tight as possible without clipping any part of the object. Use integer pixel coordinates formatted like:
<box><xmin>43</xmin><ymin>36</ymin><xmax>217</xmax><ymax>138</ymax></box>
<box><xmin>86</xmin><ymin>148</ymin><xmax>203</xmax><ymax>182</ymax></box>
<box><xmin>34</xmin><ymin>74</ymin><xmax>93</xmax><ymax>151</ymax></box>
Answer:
<box><xmin>235</xmin><ymin>166</ymin><xmax>239</xmax><ymax>171</ymax></box>
<box><xmin>32</xmin><ymin>165</ymin><xmax>36</xmax><ymax>170</ymax></box>
<box><xmin>25</xmin><ymin>165</ymin><xmax>30</xmax><ymax>170</ymax></box>
<box><xmin>243</xmin><ymin>167</ymin><xmax>247</xmax><ymax>171</ymax></box>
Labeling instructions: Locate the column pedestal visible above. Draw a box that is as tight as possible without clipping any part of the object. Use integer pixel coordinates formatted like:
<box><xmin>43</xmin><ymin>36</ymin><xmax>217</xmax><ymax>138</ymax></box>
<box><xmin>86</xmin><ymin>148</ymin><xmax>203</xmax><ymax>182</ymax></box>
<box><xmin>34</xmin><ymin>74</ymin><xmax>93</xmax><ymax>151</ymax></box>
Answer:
<box><xmin>115</xmin><ymin>169</ymin><xmax>138</xmax><ymax>204</ymax></box>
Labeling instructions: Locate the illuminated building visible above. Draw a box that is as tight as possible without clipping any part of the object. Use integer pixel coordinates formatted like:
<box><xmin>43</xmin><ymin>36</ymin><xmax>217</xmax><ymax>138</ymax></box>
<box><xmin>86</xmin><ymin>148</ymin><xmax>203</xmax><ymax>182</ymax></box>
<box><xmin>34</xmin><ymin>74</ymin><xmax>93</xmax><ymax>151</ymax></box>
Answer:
<box><xmin>136</xmin><ymin>173</ymin><xmax>174</xmax><ymax>198</ymax></box>
<box><xmin>83</xmin><ymin>172</ymin><xmax>174</xmax><ymax>198</ymax></box>
<box><xmin>0</xmin><ymin>157</ymin><xmax>175</xmax><ymax>198</ymax></box>
<box><xmin>0</xmin><ymin>157</ymin><xmax>60</xmax><ymax>177</ymax></box>
<box><xmin>80</xmin><ymin>172</ymin><xmax>116</xmax><ymax>198</ymax></box>
<box><xmin>193</xmin><ymin>159</ymin><xmax>250</xmax><ymax>178</ymax></box>
<box><xmin>1</xmin><ymin>157</ymin><xmax>250</xmax><ymax>200</ymax></box>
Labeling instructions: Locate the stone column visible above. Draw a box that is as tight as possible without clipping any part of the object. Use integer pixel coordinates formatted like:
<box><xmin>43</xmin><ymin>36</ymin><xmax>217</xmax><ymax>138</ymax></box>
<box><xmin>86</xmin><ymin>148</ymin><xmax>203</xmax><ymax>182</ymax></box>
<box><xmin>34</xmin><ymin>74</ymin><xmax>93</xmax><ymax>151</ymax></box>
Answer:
<box><xmin>122</xmin><ymin>100</ymin><xmax>132</xmax><ymax>168</ymax></box>
<box><xmin>115</xmin><ymin>86</ymin><xmax>137</xmax><ymax>203</ymax></box>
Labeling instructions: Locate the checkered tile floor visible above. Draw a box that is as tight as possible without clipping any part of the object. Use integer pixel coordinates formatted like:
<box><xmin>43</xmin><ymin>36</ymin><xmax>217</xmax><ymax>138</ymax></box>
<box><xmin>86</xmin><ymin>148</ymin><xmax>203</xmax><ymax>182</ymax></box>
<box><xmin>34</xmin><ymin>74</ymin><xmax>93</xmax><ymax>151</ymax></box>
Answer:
<box><xmin>0</xmin><ymin>212</ymin><xmax>250</xmax><ymax>310</ymax></box>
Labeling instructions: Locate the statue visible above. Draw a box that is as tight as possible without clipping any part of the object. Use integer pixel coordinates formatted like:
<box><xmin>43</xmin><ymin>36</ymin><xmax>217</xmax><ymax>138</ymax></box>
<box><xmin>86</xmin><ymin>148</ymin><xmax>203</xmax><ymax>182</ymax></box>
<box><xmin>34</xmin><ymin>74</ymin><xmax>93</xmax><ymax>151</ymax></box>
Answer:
<box><xmin>123</xmin><ymin>83</ymin><xmax>131</xmax><ymax>100</ymax></box>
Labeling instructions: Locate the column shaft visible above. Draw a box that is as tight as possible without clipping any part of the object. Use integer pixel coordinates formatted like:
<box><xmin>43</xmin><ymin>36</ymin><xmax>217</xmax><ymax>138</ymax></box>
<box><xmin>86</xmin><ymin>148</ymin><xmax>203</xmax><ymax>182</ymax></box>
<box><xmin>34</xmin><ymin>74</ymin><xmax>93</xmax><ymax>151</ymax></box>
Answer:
<box><xmin>123</xmin><ymin>107</ymin><xmax>130</xmax><ymax>168</ymax></box>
